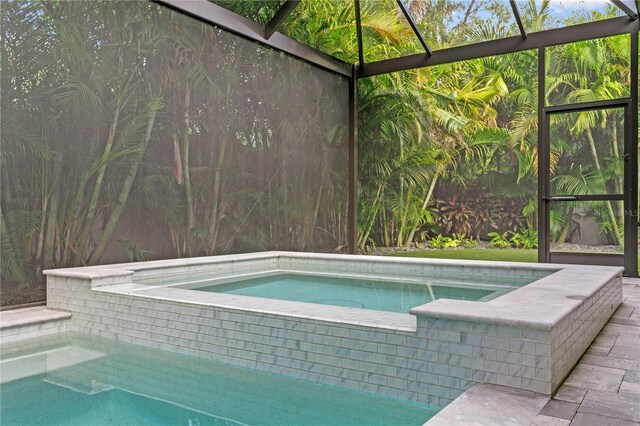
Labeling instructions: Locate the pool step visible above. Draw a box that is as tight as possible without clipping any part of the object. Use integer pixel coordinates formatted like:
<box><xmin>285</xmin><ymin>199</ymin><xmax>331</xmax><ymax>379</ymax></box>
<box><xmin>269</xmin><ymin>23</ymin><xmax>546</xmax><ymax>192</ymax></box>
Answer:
<box><xmin>43</xmin><ymin>376</ymin><xmax>114</xmax><ymax>395</ymax></box>
<box><xmin>0</xmin><ymin>346</ymin><xmax>105</xmax><ymax>384</ymax></box>
<box><xmin>0</xmin><ymin>307</ymin><xmax>71</xmax><ymax>345</ymax></box>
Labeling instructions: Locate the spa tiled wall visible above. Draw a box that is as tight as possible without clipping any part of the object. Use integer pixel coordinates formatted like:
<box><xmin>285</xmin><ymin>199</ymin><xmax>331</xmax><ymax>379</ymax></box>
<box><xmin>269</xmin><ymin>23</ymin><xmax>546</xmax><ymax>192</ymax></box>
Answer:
<box><xmin>46</xmin><ymin>271</ymin><xmax>622</xmax><ymax>405</ymax></box>
<box><xmin>549</xmin><ymin>276</ymin><xmax>622</xmax><ymax>391</ymax></box>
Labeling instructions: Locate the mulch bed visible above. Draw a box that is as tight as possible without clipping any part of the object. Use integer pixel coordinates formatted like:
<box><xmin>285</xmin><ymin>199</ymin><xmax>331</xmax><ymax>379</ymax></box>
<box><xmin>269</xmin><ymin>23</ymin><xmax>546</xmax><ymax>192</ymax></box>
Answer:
<box><xmin>1</xmin><ymin>283</ymin><xmax>46</xmax><ymax>308</ymax></box>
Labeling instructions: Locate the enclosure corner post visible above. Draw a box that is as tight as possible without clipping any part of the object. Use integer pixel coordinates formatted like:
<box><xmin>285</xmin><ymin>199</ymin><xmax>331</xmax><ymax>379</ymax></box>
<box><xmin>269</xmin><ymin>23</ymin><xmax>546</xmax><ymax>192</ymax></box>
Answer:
<box><xmin>348</xmin><ymin>65</ymin><xmax>358</xmax><ymax>254</ymax></box>
<box><xmin>537</xmin><ymin>46</ymin><xmax>550</xmax><ymax>264</ymax></box>
<box><xmin>626</xmin><ymin>31</ymin><xmax>639</xmax><ymax>277</ymax></box>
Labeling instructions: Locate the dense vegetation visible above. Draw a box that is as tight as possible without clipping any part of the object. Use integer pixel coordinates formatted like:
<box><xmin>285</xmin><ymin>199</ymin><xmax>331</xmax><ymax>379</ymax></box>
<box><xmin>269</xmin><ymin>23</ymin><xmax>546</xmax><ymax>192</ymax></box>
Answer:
<box><xmin>1</xmin><ymin>0</ymin><xmax>348</xmax><ymax>305</ymax></box>
<box><xmin>346</xmin><ymin>0</ymin><xmax>630</xmax><ymax>250</ymax></box>
<box><xmin>0</xmin><ymin>0</ymin><xmax>635</xmax><ymax>305</ymax></box>
<box><xmin>253</xmin><ymin>0</ymin><xmax>632</xmax><ymax>250</ymax></box>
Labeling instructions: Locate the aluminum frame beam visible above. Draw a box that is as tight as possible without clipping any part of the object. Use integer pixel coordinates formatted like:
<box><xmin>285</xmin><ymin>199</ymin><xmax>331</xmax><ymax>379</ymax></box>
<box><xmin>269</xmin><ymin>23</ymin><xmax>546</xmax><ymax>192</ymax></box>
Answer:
<box><xmin>509</xmin><ymin>0</ymin><xmax>527</xmax><ymax>39</ymax></box>
<box><xmin>545</xmin><ymin>98</ymin><xmax>632</xmax><ymax>113</ymax></box>
<box><xmin>348</xmin><ymin>66</ymin><xmax>358</xmax><ymax>253</ymax></box>
<box><xmin>611</xmin><ymin>0</ymin><xmax>638</xmax><ymax>19</ymax></box>
<box><xmin>627</xmin><ymin>31</ymin><xmax>639</xmax><ymax>277</ymax></box>
<box><xmin>537</xmin><ymin>47</ymin><xmax>548</xmax><ymax>264</ymax></box>
<box><xmin>154</xmin><ymin>0</ymin><xmax>352</xmax><ymax>78</ymax></box>
<box><xmin>354</xmin><ymin>0</ymin><xmax>364</xmax><ymax>66</ymax></box>
<box><xmin>396</xmin><ymin>0</ymin><xmax>432</xmax><ymax>55</ymax></box>
<box><xmin>359</xmin><ymin>16</ymin><xmax>640</xmax><ymax>78</ymax></box>
<box><xmin>549</xmin><ymin>252</ymin><xmax>625</xmax><ymax>267</ymax></box>
<box><xmin>265</xmin><ymin>1</ymin><xmax>299</xmax><ymax>40</ymax></box>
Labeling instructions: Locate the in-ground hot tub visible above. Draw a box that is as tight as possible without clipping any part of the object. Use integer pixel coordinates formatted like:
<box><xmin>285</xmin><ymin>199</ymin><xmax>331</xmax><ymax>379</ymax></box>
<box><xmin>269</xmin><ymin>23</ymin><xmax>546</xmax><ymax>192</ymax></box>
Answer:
<box><xmin>44</xmin><ymin>252</ymin><xmax>623</xmax><ymax>407</ymax></box>
<box><xmin>132</xmin><ymin>264</ymin><xmax>547</xmax><ymax>312</ymax></box>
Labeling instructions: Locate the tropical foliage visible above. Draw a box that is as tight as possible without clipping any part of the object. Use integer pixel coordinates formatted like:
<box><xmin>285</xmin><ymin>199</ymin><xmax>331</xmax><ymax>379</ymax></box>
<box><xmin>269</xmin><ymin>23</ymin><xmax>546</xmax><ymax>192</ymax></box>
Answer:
<box><xmin>1</xmin><ymin>0</ymin><xmax>348</xmax><ymax>305</ymax></box>
<box><xmin>355</xmin><ymin>0</ymin><xmax>632</xmax><ymax>251</ymax></box>
<box><xmin>0</xmin><ymin>0</ymin><xmax>635</xmax><ymax>306</ymax></box>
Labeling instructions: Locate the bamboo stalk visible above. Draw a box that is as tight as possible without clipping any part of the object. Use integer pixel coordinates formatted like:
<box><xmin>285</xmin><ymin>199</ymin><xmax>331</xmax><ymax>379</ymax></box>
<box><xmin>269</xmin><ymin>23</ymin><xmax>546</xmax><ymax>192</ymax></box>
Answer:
<box><xmin>207</xmin><ymin>136</ymin><xmax>227</xmax><ymax>253</ymax></box>
<box><xmin>74</xmin><ymin>104</ymin><xmax>122</xmax><ymax>265</ymax></box>
<box><xmin>87</xmin><ymin>101</ymin><xmax>160</xmax><ymax>265</ymax></box>
<box><xmin>585</xmin><ymin>127</ymin><xmax>621</xmax><ymax>245</ymax></box>
<box><xmin>181</xmin><ymin>82</ymin><xmax>194</xmax><ymax>256</ymax></box>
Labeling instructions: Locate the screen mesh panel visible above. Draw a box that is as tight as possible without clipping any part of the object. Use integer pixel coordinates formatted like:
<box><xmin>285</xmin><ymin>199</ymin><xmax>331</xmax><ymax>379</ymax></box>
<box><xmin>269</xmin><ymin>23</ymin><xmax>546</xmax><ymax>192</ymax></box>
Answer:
<box><xmin>1</xmin><ymin>1</ymin><xmax>348</xmax><ymax>306</ymax></box>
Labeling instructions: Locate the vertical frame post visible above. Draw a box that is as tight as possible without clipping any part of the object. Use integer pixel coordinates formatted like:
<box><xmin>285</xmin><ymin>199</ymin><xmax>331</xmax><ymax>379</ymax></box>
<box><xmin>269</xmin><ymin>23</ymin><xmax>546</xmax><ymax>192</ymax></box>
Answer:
<box><xmin>348</xmin><ymin>65</ymin><xmax>358</xmax><ymax>254</ymax></box>
<box><xmin>354</xmin><ymin>0</ymin><xmax>364</xmax><ymax>67</ymax></box>
<box><xmin>538</xmin><ymin>47</ymin><xmax>550</xmax><ymax>263</ymax></box>
<box><xmin>626</xmin><ymin>31</ymin><xmax>639</xmax><ymax>276</ymax></box>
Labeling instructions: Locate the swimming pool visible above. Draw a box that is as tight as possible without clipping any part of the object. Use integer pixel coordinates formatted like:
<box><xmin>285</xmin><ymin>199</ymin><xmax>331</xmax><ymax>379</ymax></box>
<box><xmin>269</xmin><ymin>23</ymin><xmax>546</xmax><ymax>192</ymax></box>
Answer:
<box><xmin>1</xmin><ymin>334</ymin><xmax>439</xmax><ymax>425</ymax></box>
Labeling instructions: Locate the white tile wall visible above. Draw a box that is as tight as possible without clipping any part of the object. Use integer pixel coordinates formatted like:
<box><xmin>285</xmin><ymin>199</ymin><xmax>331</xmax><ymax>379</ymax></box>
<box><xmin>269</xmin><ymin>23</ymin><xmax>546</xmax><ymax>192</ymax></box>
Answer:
<box><xmin>36</xmin><ymin>253</ymin><xmax>623</xmax><ymax>405</ymax></box>
<box><xmin>43</xmin><ymin>269</ymin><xmax>622</xmax><ymax>404</ymax></box>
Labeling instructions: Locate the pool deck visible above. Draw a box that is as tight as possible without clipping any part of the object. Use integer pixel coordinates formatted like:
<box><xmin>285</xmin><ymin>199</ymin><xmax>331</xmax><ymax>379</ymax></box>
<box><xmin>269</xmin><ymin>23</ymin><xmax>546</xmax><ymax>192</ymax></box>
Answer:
<box><xmin>428</xmin><ymin>277</ymin><xmax>640</xmax><ymax>425</ymax></box>
<box><xmin>531</xmin><ymin>276</ymin><xmax>640</xmax><ymax>426</ymax></box>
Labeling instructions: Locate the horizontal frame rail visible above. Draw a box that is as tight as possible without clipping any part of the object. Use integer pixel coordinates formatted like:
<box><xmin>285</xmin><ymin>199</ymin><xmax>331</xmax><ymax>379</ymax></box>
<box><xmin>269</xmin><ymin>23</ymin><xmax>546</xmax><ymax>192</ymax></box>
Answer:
<box><xmin>359</xmin><ymin>17</ymin><xmax>640</xmax><ymax>78</ymax></box>
<box><xmin>543</xmin><ymin>194</ymin><xmax>625</xmax><ymax>201</ymax></box>
<box><xmin>154</xmin><ymin>0</ymin><xmax>352</xmax><ymax>78</ymax></box>
<box><xmin>545</xmin><ymin>98</ymin><xmax>631</xmax><ymax>113</ymax></box>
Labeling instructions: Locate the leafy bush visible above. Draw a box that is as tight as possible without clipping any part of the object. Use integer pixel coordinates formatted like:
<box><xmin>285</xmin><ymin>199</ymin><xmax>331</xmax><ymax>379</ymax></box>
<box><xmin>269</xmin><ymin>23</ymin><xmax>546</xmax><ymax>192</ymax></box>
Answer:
<box><xmin>452</xmin><ymin>233</ymin><xmax>476</xmax><ymax>248</ymax></box>
<box><xmin>431</xmin><ymin>193</ymin><xmax>527</xmax><ymax>242</ymax></box>
<box><xmin>432</xmin><ymin>198</ymin><xmax>473</xmax><ymax>237</ymax></box>
<box><xmin>488</xmin><ymin>231</ymin><xmax>511</xmax><ymax>248</ymax></box>
<box><xmin>429</xmin><ymin>233</ymin><xmax>477</xmax><ymax>249</ymax></box>
<box><xmin>509</xmin><ymin>229</ymin><xmax>538</xmax><ymax>249</ymax></box>
<box><xmin>463</xmin><ymin>239</ymin><xmax>479</xmax><ymax>249</ymax></box>
<box><xmin>443</xmin><ymin>237</ymin><xmax>460</xmax><ymax>249</ymax></box>
<box><xmin>429</xmin><ymin>234</ymin><xmax>447</xmax><ymax>249</ymax></box>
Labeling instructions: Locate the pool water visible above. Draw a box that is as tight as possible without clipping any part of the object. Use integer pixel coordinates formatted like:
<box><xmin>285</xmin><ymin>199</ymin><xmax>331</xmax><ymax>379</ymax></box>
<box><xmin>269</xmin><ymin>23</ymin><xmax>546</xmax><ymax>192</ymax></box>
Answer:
<box><xmin>196</xmin><ymin>273</ymin><xmax>503</xmax><ymax>313</ymax></box>
<box><xmin>1</xmin><ymin>335</ymin><xmax>439</xmax><ymax>425</ymax></box>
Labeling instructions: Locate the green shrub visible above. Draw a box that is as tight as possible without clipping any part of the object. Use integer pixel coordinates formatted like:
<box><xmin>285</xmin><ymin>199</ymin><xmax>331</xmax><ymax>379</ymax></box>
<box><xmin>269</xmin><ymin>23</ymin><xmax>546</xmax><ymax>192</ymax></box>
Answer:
<box><xmin>463</xmin><ymin>239</ymin><xmax>479</xmax><ymax>249</ymax></box>
<box><xmin>509</xmin><ymin>229</ymin><xmax>538</xmax><ymax>249</ymax></box>
<box><xmin>488</xmin><ymin>231</ymin><xmax>511</xmax><ymax>248</ymax></box>
<box><xmin>429</xmin><ymin>234</ymin><xmax>447</xmax><ymax>249</ymax></box>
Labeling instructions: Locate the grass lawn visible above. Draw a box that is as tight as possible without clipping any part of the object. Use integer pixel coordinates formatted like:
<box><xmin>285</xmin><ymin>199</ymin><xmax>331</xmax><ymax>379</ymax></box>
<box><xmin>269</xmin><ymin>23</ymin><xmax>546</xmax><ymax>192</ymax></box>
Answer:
<box><xmin>392</xmin><ymin>248</ymin><xmax>538</xmax><ymax>262</ymax></box>
<box><xmin>393</xmin><ymin>249</ymin><xmax>640</xmax><ymax>270</ymax></box>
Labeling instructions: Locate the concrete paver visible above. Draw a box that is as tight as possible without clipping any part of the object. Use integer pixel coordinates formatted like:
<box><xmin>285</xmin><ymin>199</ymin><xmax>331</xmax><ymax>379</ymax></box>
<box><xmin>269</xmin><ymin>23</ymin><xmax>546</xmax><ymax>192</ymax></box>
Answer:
<box><xmin>539</xmin><ymin>399</ymin><xmax>579</xmax><ymax>420</ymax></box>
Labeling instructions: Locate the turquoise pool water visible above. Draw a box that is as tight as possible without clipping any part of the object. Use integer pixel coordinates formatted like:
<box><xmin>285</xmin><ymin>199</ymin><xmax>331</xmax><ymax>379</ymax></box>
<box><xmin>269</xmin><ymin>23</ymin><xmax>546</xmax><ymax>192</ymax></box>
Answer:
<box><xmin>1</xmin><ymin>335</ymin><xmax>439</xmax><ymax>425</ymax></box>
<box><xmin>196</xmin><ymin>273</ymin><xmax>506</xmax><ymax>313</ymax></box>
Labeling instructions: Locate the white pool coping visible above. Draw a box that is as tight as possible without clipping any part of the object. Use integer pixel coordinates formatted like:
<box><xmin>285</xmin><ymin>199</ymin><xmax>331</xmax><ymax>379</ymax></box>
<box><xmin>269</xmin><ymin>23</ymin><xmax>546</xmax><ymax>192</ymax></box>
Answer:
<box><xmin>44</xmin><ymin>251</ymin><xmax>620</xmax><ymax>333</ymax></box>
<box><xmin>0</xmin><ymin>307</ymin><xmax>71</xmax><ymax>330</ymax></box>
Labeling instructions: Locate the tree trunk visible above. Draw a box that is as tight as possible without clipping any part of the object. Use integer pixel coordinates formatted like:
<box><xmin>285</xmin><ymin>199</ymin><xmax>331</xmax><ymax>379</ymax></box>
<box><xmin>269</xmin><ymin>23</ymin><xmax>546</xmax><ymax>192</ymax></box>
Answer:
<box><xmin>358</xmin><ymin>184</ymin><xmax>384</xmax><ymax>249</ymax></box>
<box><xmin>0</xmin><ymin>207</ymin><xmax>29</xmax><ymax>286</ymax></box>
<box><xmin>586</xmin><ymin>128</ymin><xmax>621</xmax><ymax>245</ymax></box>
<box><xmin>74</xmin><ymin>104</ymin><xmax>122</xmax><ymax>265</ymax></box>
<box><xmin>41</xmin><ymin>150</ymin><xmax>64</xmax><ymax>272</ymax></box>
<box><xmin>405</xmin><ymin>172</ymin><xmax>439</xmax><ymax>246</ymax></box>
<box><xmin>87</xmin><ymin>102</ymin><xmax>159</xmax><ymax>265</ymax></box>
<box><xmin>207</xmin><ymin>136</ymin><xmax>227</xmax><ymax>254</ymax></box>
<box><xmin>181</xmin><ymin>82</ymin><xmax>194</xmax><ymax>255</ymax></box>
<box><xmin>610</xmin><ymin>120</ymin><xmax>624</xmax><ymax>221</ymax></box>
<box><xmin>398</xmin><ymin>185</ymin><xmax>416</xmax><ymax>247</ymax></box>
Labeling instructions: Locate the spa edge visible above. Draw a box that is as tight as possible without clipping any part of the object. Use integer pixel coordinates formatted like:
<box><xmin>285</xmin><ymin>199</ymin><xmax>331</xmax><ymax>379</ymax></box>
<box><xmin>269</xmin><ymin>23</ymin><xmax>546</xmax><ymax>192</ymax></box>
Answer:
<box><xmin>41</xmin><ymin>252</ymin><xmax>622</xmax><ymax>407</ymax></box>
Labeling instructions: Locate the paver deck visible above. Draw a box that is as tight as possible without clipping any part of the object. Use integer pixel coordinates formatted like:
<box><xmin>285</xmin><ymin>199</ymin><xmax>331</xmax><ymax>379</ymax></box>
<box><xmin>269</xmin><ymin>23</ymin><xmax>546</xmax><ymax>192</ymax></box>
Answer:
<box><xmin>531</xmin><ymin>277</ymin><xmax>640</xmax><ymax>425</ymax></box>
